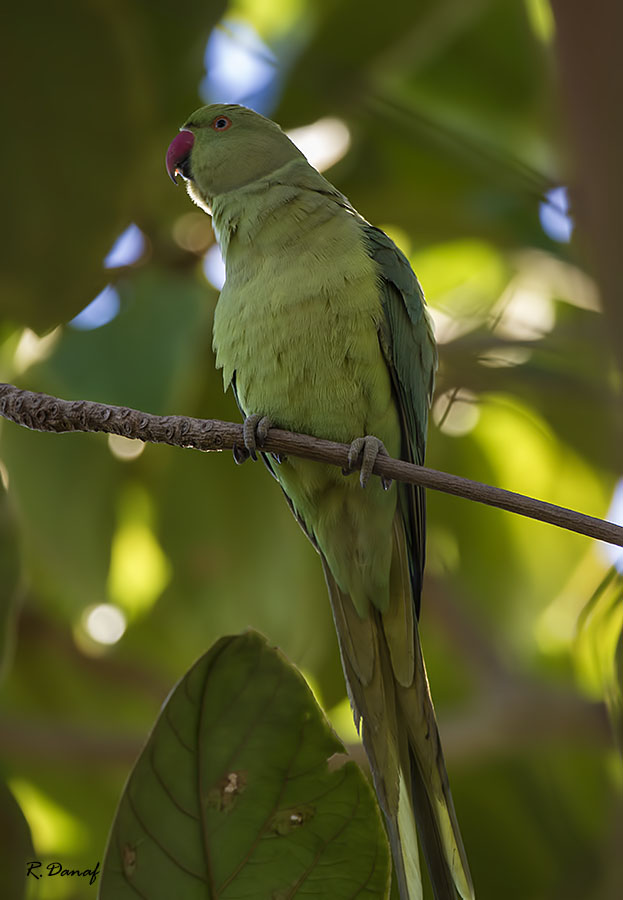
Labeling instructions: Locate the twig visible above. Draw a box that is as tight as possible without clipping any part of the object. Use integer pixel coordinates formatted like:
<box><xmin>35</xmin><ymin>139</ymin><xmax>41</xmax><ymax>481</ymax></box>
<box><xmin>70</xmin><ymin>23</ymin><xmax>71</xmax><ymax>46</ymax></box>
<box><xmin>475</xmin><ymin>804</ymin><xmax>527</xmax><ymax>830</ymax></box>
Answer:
<box><xmin>1</xmin><ymin>383</ymin><xmax>621</xmax><ymax>548</ymax></box>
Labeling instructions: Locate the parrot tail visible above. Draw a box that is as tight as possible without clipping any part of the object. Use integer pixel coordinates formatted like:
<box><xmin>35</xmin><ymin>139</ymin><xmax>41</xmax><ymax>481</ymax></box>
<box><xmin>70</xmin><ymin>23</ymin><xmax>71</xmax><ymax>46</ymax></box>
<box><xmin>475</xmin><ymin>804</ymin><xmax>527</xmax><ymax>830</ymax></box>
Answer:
<box><xmin>321</xmin><ymin>514</ymin><xmax>474</xmax><ymax>900</ymax></box>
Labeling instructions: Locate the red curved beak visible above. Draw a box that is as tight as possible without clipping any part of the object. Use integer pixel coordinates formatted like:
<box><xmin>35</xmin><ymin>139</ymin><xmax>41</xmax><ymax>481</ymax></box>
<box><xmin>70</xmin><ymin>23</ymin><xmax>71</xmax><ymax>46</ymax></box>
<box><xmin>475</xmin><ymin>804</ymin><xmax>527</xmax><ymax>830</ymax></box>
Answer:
<box><xmin>166</xmin><ymin>130</ymin><xmax>195</xmax><ymax>184</ymax></box>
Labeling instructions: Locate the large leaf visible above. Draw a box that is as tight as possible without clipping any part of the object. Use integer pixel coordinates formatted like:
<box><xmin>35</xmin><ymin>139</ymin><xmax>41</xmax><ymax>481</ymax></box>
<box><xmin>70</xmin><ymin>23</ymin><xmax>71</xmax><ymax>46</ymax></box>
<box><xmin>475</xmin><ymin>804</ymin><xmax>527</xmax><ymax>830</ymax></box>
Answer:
<box><xmin>1</xmin><ymin>0</ymin><xmax>225</xmax><ymax>332</ymax></box>
<box><xmin>100</xmin><ymin>631</ymin><xmax>390</xmax><ymax>899</ymax></box>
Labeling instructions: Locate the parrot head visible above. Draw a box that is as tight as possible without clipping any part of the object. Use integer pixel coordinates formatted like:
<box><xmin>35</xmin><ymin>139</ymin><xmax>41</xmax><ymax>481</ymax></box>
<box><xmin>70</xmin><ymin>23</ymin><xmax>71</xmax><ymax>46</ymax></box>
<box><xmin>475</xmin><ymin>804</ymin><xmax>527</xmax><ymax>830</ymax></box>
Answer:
<box><xmin>166</xmin><ymin>104</ymin><xmax>305</xmax><ymax>211</ymax></box>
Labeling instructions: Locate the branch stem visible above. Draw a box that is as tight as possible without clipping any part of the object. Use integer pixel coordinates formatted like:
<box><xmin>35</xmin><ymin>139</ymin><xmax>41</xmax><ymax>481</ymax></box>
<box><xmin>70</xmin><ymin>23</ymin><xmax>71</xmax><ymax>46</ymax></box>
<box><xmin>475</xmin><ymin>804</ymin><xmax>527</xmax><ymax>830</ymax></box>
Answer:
<box><xmin>1</xmin><ymin>383</ymin><xmax>621</xmax><ymax>548</ymax></box>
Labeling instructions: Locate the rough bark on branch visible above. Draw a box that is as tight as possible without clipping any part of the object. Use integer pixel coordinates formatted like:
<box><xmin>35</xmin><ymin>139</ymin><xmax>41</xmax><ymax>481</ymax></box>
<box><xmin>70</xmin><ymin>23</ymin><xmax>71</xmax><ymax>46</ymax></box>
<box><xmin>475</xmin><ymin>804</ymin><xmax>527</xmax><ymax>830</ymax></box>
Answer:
<box><xmin>1</xmin><ymin>382</ymin><xmax>621</xmax><ymax>548</ymax></box>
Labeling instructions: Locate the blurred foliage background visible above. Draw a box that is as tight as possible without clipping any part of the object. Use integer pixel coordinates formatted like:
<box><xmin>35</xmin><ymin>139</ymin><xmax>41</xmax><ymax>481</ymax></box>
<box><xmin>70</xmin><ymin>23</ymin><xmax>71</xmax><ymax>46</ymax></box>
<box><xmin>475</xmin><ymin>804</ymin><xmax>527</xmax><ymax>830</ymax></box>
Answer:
<box><xmin>1</xmin><ymin>1</ymin><xmax>622</xmax><ymax>898</ymax></box>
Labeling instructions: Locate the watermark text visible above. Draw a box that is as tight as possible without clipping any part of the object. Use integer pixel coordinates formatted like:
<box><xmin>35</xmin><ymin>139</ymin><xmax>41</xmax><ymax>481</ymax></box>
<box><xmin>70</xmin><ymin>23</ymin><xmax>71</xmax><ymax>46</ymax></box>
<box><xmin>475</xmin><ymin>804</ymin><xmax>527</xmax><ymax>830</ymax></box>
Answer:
<box><xmin>26</xmin><ymin>861</ymin><xmax>100</xmax><ymax>886</ymax></box>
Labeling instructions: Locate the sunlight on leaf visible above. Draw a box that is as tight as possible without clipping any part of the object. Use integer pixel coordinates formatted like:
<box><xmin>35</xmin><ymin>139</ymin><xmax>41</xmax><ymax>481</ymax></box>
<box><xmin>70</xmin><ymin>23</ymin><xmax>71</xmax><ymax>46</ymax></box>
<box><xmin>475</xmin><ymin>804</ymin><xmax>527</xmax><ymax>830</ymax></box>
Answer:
<box><xmin>574</xmin><ymin>570</ymin><xmax>623</xmax><ymax>701</ymax></box>
<box><xmin>413</xmin><ymin>239</ymin><xmax>508</xmax><ymax>343</ymax></box>
<box><xmin>12</xmin><ymin>328</ymin><xmax>61</xmax><ymax>376</ymax></box>
<box><xmin>232</xmin><ymin>0</ymin><xmax>308</xmax><ymax>40</ymax></box>
<box><xmin>534</xmin><ymin>554</ymin><xmax>610</xmax><ymax>656</ymax></box>
<box><xmin>415</xmin><ymin>240</ymin><xmax>507</xmax><ymax>314</ymax></box>
<box><xmin>524</xmin><ymin>0</ymin><xmax>555</xmax><ymax>42</ymax></box>
<box><xmin>10</xmin><ymin>780</ymin><xmax>86</xmax><ymax>856</ymax></box>
<box><xmin>108</xmin><ymin>485</ymin><xmax>171</xmax><ymax>619</ymax></box>
<box><xmin>473</xmin><ymin>394</ymin><xmax>610</xmax><ymax>629</ymax></box>
<box><xmin>326</xmin><ymin>696</ymin><xmax>361</xmax><ymax>746</ymax></box>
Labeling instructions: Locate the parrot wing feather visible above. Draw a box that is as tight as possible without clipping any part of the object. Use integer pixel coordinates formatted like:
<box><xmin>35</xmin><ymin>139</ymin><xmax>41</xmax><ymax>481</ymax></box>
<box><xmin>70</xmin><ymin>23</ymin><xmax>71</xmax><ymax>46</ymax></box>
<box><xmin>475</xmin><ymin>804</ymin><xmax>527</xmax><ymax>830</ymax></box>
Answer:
<box><xmin>362</xmin><ymin>224</ymin><xmax>437</xmax><ymax>610</ymax></box>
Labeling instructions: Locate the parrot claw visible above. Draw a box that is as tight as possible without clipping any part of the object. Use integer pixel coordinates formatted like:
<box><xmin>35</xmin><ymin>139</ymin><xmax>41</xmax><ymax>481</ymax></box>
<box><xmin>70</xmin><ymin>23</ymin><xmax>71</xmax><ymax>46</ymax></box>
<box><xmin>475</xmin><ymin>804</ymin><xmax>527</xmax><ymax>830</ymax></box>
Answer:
<box><xmin>344</xmin><ymin>435</ymin><xmax>392</xmax><ymax>489</ymax></box>
<box><xmin>241</xmin><ymin>413</ymin><xmax>273</xmax><ymax>461</ymax></box>
<box><xmin>232</xmin><ymin>443</ymin><xmax>251</xmax><ymax>465</ymax></box>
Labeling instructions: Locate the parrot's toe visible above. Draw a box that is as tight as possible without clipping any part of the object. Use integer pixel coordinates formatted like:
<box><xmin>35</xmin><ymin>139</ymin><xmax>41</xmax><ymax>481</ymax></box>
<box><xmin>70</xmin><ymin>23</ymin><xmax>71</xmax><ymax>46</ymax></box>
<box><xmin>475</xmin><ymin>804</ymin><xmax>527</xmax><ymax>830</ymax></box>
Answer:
<box><xmin>232</xmin><ymin>443</ymin><xmax>251</xmax><ymax>465</ymax></box>
<box><xmin>242</xmin><ymin>413</ymin><xmax>273</xmax><ymax>461</ymax></box>
<box><xmin>344</xmin><ymin>435</ymin><xmax>392</xmax><ymax>489</ymax></box>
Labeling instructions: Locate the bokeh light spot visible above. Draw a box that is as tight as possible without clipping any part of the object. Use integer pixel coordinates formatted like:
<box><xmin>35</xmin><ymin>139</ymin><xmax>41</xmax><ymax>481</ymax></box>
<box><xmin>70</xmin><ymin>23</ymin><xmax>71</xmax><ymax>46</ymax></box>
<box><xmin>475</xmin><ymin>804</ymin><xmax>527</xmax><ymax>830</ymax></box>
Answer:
<box><xmin>104</xmin><ymin>223</ymin><xmax>146</xmax><ymax>269</ymax></box>
<box><xmin>203</xmin><ymin>244</ymin><xmax>226</xmax><ymax>290</ymax></box>
<box><xmin>540</xmin><ymin>186</ymin><xmax>573</xmax><ymax>243</ymax></box>
<box><xmin>201</xmin><ymin>20</ymin><xmax>278</xmax><ymax>114</ymax></box>
<box><xmin>493</xmin><ymin>285</ymin><xmax>555</xmax><ymax>341</ymax></box>
<box><xmin>69</xmin><ymin>285</ymin><xmax>120</xmax><ymax>331</ymax></box>
<box><xmin>173</xmin><ymin>212</ymin><xmax>214</xmax><ymax>254</ymax></box>
<box><xmin>287</xmin><ymin>118</ymin><xmax>351</xmax><ymax>172</ymax></box>
<box><xmin>13</xmin><ymin>327</ymin><xmax>61</xmax><ymax>374</ymax></box>
<box><xmin>83</xmin><ymin>603</ymin><xmax>127</xmax><ymax>645</ymax></box>
<box><xmin>108</xmin><ymin>434</ymin><xmax>145</xmax><ymax>462</ymax></box>
<box><xmin>433</xmin><ymin>388</ymin><xmax>480</xmax><ymax>437</ymax></box>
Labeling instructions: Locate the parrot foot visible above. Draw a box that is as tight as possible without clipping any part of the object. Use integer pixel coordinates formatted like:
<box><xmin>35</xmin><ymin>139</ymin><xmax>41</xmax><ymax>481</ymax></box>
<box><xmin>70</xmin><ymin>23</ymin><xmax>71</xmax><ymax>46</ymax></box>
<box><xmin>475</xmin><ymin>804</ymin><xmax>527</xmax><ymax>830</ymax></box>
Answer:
<box><xmin>344</xmin><ymin>435</ymin><xmax>392</xmax><ymax>489</ymax></box>
<box><xmin>233</xmin><ymin>413</ymin><xmax>273</xmax><ymax>463</ymax></box>
<box><xmin>232</xmin><ymin>443</ymin><xmax>250</xmax><ymax>465</ymax></box>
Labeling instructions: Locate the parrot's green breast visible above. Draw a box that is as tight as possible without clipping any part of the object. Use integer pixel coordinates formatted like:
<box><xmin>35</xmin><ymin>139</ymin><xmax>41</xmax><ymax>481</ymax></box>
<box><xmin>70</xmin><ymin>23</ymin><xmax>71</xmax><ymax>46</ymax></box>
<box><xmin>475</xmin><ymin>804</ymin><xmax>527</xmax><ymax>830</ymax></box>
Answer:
<box><xmin>211</xmin><ymin>167</ymin><xmax>401</xmax><ymax>610</ymax></box>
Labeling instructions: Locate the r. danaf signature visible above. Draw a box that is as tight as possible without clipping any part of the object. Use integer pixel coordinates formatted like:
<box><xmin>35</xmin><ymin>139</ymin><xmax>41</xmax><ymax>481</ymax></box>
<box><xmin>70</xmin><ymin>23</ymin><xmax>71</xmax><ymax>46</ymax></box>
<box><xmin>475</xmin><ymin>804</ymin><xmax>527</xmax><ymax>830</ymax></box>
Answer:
<box><xmin>26</xmin><ymin>860</ymin><xmax>100</xmax><ymax>886</ymax></box>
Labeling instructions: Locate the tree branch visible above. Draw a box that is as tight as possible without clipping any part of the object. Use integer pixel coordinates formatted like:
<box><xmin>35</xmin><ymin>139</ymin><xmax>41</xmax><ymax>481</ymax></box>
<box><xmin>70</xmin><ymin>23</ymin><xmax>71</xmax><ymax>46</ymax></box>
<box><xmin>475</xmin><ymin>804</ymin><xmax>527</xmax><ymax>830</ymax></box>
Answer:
<box><xmin>1</xmin><ymin>382</ymin><xmax>621</xmax><ymax>548</ymax></box>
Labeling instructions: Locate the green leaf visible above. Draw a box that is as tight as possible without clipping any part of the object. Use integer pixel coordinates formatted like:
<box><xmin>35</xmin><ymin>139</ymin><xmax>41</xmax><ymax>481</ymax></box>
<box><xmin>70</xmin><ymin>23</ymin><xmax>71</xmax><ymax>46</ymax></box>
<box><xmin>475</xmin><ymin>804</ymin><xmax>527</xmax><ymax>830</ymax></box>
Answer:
<box><xmin>100</xmin><ymin>631</ymin><xmax>390</xmax><ymax>899</ymax></box>
<box><xmin>574</xmin><ymin>567</ymin><xmax>623</xmax><ymax>758</ymax></box>
<box><xmin>1</xmin><ymin>0</ymin><xmax>226</xmax><ymax>332</ymax></box>
<box><xmin>0</xmin><ymin>428</ymin><xmax>117</xmax><ymax>618</ymax></box>
<box><xmin>0</xmin><ymin>779</ymin><xmax>34</xmax><ymax>900</ymax></box>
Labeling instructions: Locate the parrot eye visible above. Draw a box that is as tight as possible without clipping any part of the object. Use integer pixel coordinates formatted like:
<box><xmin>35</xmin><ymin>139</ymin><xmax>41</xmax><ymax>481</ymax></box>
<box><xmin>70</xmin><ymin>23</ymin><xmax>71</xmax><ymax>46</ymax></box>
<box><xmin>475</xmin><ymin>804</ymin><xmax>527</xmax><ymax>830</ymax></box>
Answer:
<box><xmin>211</xmin><ymin>116</ymin><xmax>232</xmax><ymax>131</ymax></box>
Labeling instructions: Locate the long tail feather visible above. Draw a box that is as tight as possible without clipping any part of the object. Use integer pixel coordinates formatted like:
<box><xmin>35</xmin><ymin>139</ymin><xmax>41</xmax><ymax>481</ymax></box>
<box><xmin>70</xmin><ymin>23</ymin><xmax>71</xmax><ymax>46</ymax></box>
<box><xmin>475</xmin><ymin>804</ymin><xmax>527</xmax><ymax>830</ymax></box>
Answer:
<box><xmin>321</xmin><ymin>513</ymin><xmax>474</xmax><ymax>900</ymax></box>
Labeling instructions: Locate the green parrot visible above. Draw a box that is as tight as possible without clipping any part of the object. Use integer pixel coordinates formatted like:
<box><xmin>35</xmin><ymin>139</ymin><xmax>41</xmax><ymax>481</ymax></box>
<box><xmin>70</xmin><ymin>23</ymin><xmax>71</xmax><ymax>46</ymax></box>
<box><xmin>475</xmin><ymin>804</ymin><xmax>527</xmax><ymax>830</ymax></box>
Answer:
<box><xmin>166</xmin><ymin>104</ymin><xmax>474</xmax><ymax>900</ymax></box>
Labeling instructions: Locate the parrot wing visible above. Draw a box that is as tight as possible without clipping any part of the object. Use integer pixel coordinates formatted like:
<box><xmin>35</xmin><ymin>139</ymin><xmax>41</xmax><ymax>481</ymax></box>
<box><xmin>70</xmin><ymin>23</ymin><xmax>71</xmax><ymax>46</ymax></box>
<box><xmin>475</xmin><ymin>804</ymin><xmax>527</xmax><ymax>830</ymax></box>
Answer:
<box><xmin>362</xmin><ymin>223</ymin><xmax>437</xmax><ymax>609</ymax></box>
